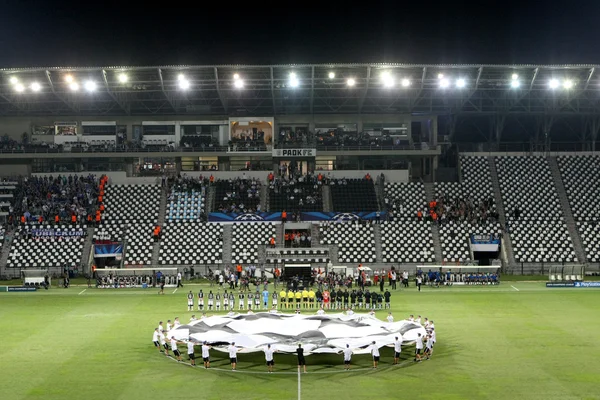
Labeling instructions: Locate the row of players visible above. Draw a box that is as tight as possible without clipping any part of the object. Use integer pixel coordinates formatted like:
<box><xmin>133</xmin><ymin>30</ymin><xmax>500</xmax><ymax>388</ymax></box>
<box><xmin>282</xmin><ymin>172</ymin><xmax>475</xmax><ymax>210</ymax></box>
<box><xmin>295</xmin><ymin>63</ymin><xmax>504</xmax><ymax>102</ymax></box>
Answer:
<box><xmin>152</xmin><ymin>315</ymin><xmax>437</xmax><ymax>370</ymax></box>
<box><xmin>185</xmin><ymin>288</ymin><xmax>395</xmax><ymax>311</ymax></box>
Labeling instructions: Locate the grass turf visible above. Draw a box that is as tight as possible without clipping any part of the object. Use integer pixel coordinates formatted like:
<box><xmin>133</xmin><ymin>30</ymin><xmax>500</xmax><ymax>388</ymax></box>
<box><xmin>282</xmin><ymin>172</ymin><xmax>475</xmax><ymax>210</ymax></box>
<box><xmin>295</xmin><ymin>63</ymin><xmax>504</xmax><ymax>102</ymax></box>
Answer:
<box><xmin>1</xmin><ymin>282</ymin><xmax>599</xmax><ymax>400</ymax></box>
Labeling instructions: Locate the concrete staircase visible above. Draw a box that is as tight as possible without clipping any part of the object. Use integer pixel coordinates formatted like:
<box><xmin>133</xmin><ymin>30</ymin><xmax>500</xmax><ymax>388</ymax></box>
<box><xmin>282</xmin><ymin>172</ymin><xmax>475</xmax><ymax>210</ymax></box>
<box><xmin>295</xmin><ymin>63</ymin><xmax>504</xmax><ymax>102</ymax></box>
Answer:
<box><xmin>488</xmin><ymin>156</ymin><xmax>518</xmax><ymax>270</ymax></box>
<box><xmin>322</xmin><ymin>185</ymin><xmax>332</xmax><ymax>212</ymax></box>
<box><xmin>374</xmin><ymin>223</ymin><xmax>383</xmax><ymax>263</ymax></box>
<box><xmin>0</xmin><ymin>233</ymin><xmax>14</xmax><ymax>278</ymax></box>
<box><xmin>151</xmin><ymin>187</ymin><xmax>169</xmax><ymax>266</ymax></box>
<box><xmin>206</xmin><ymin>184</ymin><xmax>216</xmax><ymax>212</ymax></box>
<box><xmin>260</xmin><ymin>185</ymin><xmax>268</xmax><ymax>212</ymax></box>
<box><xmin>222</xmin><ymin>224</ymin><xmax>233</xmax><ymax>265</ymax></box>
<box><xmin>423</xmin><ymin>182</ymin><xmax>443</xmax><ymax>262</ymax></box>
<box><xmin>548</xmin><ymin>156</ymin><xmax>587</xmax><ymax>264</ymax></box>
<box><xmin>80</xmin><ymin>227</ymin><xmax>95</xmax><ymax>273</ymax></box>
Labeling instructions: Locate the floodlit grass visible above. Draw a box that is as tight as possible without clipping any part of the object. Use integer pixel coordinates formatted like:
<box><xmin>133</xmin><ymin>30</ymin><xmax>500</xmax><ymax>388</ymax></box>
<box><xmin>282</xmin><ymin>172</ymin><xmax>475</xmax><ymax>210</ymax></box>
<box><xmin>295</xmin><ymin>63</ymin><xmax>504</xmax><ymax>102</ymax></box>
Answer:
<box><xmin>2</xmin><ymin>282</ymin><xmax>599</xmax><ymax>400</ymax></box>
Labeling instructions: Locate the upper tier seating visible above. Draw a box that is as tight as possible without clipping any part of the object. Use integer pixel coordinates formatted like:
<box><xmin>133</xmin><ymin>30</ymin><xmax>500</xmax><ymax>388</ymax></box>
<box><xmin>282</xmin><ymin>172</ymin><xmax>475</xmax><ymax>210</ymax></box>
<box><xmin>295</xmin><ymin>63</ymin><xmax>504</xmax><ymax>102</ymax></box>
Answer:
<box><xmin>384</xmin><ymin>182</ymin><xmax>426</xmax><ymax>216</ymax></box>
<box><xmin>329</xmin><ymin>178</ymin><xmax>378</xmax><ymax>212</ymax></box>
<box><xmin>268</xmin><ymin>175</ymin><xmax>322</xmax><ymax>212</ymax></box>
<box><xmin>214</xmin><ymin>178</ymin><xmax>261</xmax><ymax>213</ymax></box>
<box><xmin>495</xmin><ymin>156</ymin><xmax>576</xmax><ymax>263</ymax></box>
<box><xmin>159</xmin><ymin>222</ymin><xmax>223</xmax><ymax>265</ymax></box>
<box><xmin>167</xmin><ymin>190</ymin><xmax>206</xmax><ymax>221</ymax></box>
<box><xmin>439</xmin><ymin>221</ymin><xmax>501</xmax><ymax>262</ymax></box>
<box><xmin>381</xmin><ymin>221</ymin><xmax>435</xmax><ymax>263</ymax></box>
<box><xmin>231</xmin><ymin>223</ymin><xmax>276</xmax><ymax>264</ymax></box>
<box><xmin>557</xmin><ymin>155</ymin><xmax>600</xmax><ymax>263</ymax></box>
<box><xmin>320</xmin><ymin>222</ymin><xmax>376</xmax><ymax>263</ymax></box>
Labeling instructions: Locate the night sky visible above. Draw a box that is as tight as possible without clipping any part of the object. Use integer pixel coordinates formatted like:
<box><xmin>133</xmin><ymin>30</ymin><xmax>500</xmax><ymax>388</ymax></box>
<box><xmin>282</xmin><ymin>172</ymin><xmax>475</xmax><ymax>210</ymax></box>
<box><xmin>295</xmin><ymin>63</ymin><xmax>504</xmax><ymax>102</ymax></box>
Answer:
<box><xmin>1</xmin><ymin>1</ymin><xmax>599</xmax><ymax>67</ymax></box>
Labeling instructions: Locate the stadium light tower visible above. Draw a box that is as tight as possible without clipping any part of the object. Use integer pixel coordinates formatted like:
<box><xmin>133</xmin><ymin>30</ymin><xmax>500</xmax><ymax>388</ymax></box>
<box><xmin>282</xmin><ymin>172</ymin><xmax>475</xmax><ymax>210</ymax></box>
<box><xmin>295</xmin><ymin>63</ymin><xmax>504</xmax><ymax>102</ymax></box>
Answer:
<box><xmin>401</xmin><ymin>78</ymin><xmax>410</xmax><ymax>87</ymax></box>
<box><xmin>234</xmin><ymin>79</ymin><xmax>244</xmax><ymax>89</ymax></box>
<box><xmin>563</xmin><ymin>79</ymin><xmax>573</xmax><ymax>89</ymax></box>
<box><xmin>439</xmin><ymin>78</ymin><xmax>450</xmax><ymax>88</ymax></box>
<box><xmin>511</xmin><ymin>73</ymin><xmax>519</xmax><ymax>80</ymax></box>
<box><xmin>84</xmin><ymin>80</ymin><xmax>97</xmax><ymax>92</ymax></box>
<box><xmin>510</xmin><ymin>80</ymin><xmax>520</xmax><ymax>88</ymax></box>
<box><xmin>30</xmin><ymin>82</ymin><xmax>41</xmax><ymax>92</ymax></box>
<box><xmin>456</xmin><ymin>78</ymin><xmax>466</xmax><ymax>88</ymax></box>
<box><xmin>14</xmin><ymin>83</ymin><xmax>25</xmax><ymax>92</ymax></box>
<box><xmin>233</xmin><ymin>73</ymin><xmax>240</xmax><ymax>80</ymax></box>
<box><xmin>347</xmin><ymin>78</ymin><xmax>356</xmax><ymax>87</ymax></box>
<box><xmin>179</xmin><ymin>79</ymin><xmax>191</xmax><ymax>90</ymax></box>
<box><xmin>328</xmin><ymin>72</ymin><xmax>335</xmax><ymax>79</ymax></box>
<box><xmin>65</xmin><ymin>74</ymin><xmax>74</xmax><ymax>83</ymax></box>
<box><xmin>289</xmin><ymin>72</ymin><xmax>299</xmax><ymax>88</ymax></box>
<box><xmin>118</xmin><ymin>73</ymin><xmax>128</xmax><ymax>83</ymax></box>
<box><xmin>549</xmin><ymin>78</ymin><xmax>560</xmax><ymax>89</ymax></box>
<box><xmin>9</xmin><ymin>76</ymin><xmax>19</xmax><ymax>85</ymax></box>
<box><xmin>381</xmin><ymin>71</ymin><xmax>394</xmax><ymax>88</ymax></box>
<box><xmin>69</xmin><ymin>82</ymin><xmax>80</xmax><ymax>91</ymax></box>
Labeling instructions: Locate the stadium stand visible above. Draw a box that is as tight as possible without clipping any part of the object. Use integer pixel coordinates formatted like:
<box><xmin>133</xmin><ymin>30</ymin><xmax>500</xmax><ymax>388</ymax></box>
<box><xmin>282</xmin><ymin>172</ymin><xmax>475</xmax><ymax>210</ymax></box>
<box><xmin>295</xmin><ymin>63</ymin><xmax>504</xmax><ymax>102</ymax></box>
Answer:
<box><xmin>495</xmin><ymin>156</ymin><xmax>576</xmax><ymax>263</ymax></box>
<box><xmin>214</xmin><ymin>178</ymin><xmax>261</xmax><ymax>213</ymax></box>
<box><xmin>329</xmin><ymin>177</ymin><xmax>378</xmax><ymax>212</ymax></box>
<box><xmin>268</xmin><ymin>174</ymin><xmax>323</xmax><ymax>212</ymax></box>
<box><xmin>231</xmin><ymin>223</ymin><xmax>276</xmax><ymax>264</ymax></box>
<box><xmin>166</xmin><ymin>176</ymin><xmax>208</xmax><ymax>221</ymax></box>
<box><xmin>319</xmin><ymin>221</ymin><xmax>376</xmax><ymax>263</ymax></box>
<box><xmin>159</xmin><ymin>222</ymin><xmax>223</xmax><ymax>265</ymax></box>
<box><xmin>557</xmin><ymin>155</ymin><xmax>600</xmax><ymax>263</ymax></box>
<box><xmin>94</xmin><ymin>184</ymin><xmax>160</xmax><ymax>266</ymax></box>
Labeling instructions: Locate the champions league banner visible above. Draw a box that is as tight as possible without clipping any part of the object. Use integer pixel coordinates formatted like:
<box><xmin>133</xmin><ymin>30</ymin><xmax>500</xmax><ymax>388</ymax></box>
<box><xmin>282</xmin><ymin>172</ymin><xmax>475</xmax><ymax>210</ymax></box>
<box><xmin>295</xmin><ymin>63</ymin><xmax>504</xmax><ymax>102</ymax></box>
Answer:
<box><xmin>31</xmin><ymin>229</ymin><xmax>86</xmax><ymax>238</ymax></box>
<box><xmin>94</xmin><ymin>243</ymin><xmax>124</xmax><ymax>257</ymax></box>
<box><xmin>300</xmin><ymin>211</ymin><xmax>387</xmax><ymax>221</ymax></box>
<box><xmin>208</xmin><ymin>212</ymin><xmax>282</xmax><ymax>222</ymax></box>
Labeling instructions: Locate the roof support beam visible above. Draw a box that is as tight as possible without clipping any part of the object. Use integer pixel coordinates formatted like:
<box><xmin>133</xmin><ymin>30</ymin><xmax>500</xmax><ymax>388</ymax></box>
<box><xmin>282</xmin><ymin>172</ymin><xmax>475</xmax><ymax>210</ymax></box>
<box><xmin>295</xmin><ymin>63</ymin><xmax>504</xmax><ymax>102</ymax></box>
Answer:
<box><xmin>214</xmin><ymin>67</ymin><xmax>228</xmax><ymax>114</ymax></box>
<box><xmin>157</xmin><ymin>68</ymin><xmax>177</xmax><ymax>113</ymax></box>
<box><xmin>309</xmin><ymin>66</ymin><xmax>315</xmax><ymax>115</ymax></box>
<box><xmin>270</xmin><ymin>67</ymin><xmax>277</xmax><ymax>115</ymax></box>
<box><xmin>529</xmin><ymin>67</ymin><xmax>539</xmax><ymax>91</ymax></box>
<box><xmin>584</xmin><ymin>67</ymin><xmax>595</xmax><ymax>90</ymax></box>
<box><xmin>357</xmin><ymin>66</ymin><xmax>371</xmax><ymax>113</ymax></box>
<box><xmin>45</xmin><ymin>70</ymin><xmax>80</xmax><ymax>114</ymax></box>
<box><xmin>475</xmin><ymin>67</ymin><xmax>483</xmax><ymax>89</ymax></box>
<box><xmin>102</xmin><ymin>70</ymin><xmax>130</xmax><ymax>115</ymax></box>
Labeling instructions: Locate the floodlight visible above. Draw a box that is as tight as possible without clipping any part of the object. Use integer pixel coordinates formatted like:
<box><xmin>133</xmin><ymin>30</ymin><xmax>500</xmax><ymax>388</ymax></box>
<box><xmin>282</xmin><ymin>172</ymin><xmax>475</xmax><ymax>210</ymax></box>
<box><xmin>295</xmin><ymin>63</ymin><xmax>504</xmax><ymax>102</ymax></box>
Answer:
<box><xmin>234</xmin><ymin>79</ymin><xmax>244</xmax><ymax>88</ymax></box>
<box><xmin>563</xmin><ymin>79</ymin><xmax>573</xmax><ymax>89</ymax></box>
<box><xmin>14</xmin><ymin>83</ymin><xmax>25</xmax><ymax>92</ymax></box>
<box><xmin>84</xmin><ymin>80</ymin><xmax>97</xmax><ymax>92</ymax></box>
<box><xmin>69</xmin><ymin>82</ymin><xmax>80</xmax><ymax>91</ymax></box>
<box><xmin>510</xmin><ymin>80</ymin><xmax>520</xmax><ymax>88</ymax></box>
<box><xmin>381</xmin><ymin>72</ymin><xmax>394</xmax><ymax>88</ymax></box>
<box><xmin>437</xmin><ymin>73</ymin><xmax>444</xmax><ymax>79</ymax></box>
<box><xmin>118</xmin><ymin>73</ymin><xmax>128</xmax><ymax>83</ymax></box>
<box><xmin>328</xmin><ymin>72</ymin><xmax>335</xmax><ymax>79</ymax></box>
<box><xmin>179</xmin><ymin>79</ymin><xmax>190</xmax><ymax>90</ymax></box>
<box><xmin>9</xmin><ymin>76</ymin><xmax>19</xmax><ymax>85</ymax></box>
<box><xmin>511</xmin><ymin>73</ymin><xmax>519</xmax><ymax>80</ymax></box>
<box><xmin>233</xmin><ymin>73</ymin><xmax>240</xmax><ymax>80</ymax></box>
<box><xmin>439</xmin><ymin>78</ymin><xmax>450</xmax><ymax>88</ymax></box>
<box><xmin>456</xmin><ymin>78</ymin><xmax>466</xmax><ymax>88</ymax></box>
<box><xmin>178</xmin><ymin>73</ymin><xmax>186</xmax><ymax>81</ymax></box>
<box><xmin>65</xmin><ymin>75</ymin><xmax>74</xmax><ymax>83</ymax></box>
<box><xmin>347</xmin><ymin>78</ymin><xmax>356</xmax><ymax>87</ymax></box>
<box><xmin>30</xmin><ymin>82</ymin><xmax>41</xmax><ymax>92</ymax></box>
<box><xmin>289</xmin><ymin>72</ymin><xmax>297</xmax><ymax>79</ymax></box>
<box><xmin>289</xmin><ymin>77</ymin><xmax>299</xmax><ymax>88</ymax></box>
<box><xmin>401</xmin><ymin>78</ymin><xmax>410</xmax><ymax>87</ymax></box>
<box><xmin>549</xmin><ymin>79</ymin><xmax>560</xmax><ymax>89</ymax></box>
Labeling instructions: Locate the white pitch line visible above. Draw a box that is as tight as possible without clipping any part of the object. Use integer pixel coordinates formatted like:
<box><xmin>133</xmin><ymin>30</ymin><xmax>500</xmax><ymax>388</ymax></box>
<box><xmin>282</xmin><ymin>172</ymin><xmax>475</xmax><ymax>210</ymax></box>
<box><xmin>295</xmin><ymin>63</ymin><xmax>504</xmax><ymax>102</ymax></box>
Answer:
<box><xmin>298</xmin><ymin>366</ymin><xmax>301</xmax><ymax>400</ymax></box>
<box><xmin>78</xmin><ymin>289</ymin><xmax>87</xmax><ymax>295</ymax></box>
<box><xmin>173</xmin><ymin>288</ymin><xmax>178</xmax><ymax>294</ymax></box>
<box><xmin>511</xmin><ymin>285</ymin><xmax>520</xmax><ymax>291</ymax></box>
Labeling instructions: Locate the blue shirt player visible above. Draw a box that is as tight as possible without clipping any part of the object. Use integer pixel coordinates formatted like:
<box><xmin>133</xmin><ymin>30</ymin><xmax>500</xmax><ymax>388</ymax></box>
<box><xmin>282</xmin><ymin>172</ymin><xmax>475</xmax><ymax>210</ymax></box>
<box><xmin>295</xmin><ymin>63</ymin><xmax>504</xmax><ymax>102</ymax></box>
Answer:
<box><xmin>262</xmin><ymin>289</ymin><xmax>270</xmax><ymax>309</ymax></box>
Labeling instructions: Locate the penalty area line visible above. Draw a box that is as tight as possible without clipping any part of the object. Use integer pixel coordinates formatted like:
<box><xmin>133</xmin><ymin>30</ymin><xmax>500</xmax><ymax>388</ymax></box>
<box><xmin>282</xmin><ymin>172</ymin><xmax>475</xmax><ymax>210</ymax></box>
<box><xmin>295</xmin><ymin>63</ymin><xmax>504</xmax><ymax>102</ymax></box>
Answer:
<box><xmin>173</xmin><ymin>288</ymin><xmax>178</xmax><ymax>294</ymax></box>
<box><xmin>511</xmin><ymin>285</ymin><xmax>520</xmax><ymax>291</ymax></box>
<box><xmin>78</xmin><ymin>289</ymin><xmax>87</xmax><ymax>295</ymax></box>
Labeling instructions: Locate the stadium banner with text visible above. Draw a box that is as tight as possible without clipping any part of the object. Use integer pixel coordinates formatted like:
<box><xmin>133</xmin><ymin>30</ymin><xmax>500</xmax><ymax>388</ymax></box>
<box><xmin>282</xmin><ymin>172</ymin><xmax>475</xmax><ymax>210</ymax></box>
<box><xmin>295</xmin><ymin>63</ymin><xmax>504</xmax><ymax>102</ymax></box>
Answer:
<box><xmin>94</xmin><ymin>243</ymin><xmax>124</xmax><ymax>258</ymax></box>
<box><xmin>546</xmin><ymin>282</ymin><xmax>576</xmax><ymax>288</ymax></box>
<box><xmin>272</xmin><ymin>148</ymin><xmax>316</xmax><ymax>157</ymax></box>
<box><xmin>470</xmin><ymin>234</ymin><xmax>501</xmax><ymax>252</ymax></box>
<box><xmin>31</xmin><ymin>229</ymin><xmax>86</xmax><ymax>238</ymax></box>
<box><xmin>300</xmin><ymin>211</ymin><xmax>387</xmax><ymax>221</ymax></box>
<box><xmin>574</xmin><ymin>281</ymin><xmax>600</xmax><ymax>288</ymax></box>
<box><xmin>208</xmin><ymin>212</ymin><xmax>282</xmax><ymax>222</ymax></box>
<box><xmin>4</xmin><ymin>286</ymin><xmax>37</xmax><ymax>292</ymax></box>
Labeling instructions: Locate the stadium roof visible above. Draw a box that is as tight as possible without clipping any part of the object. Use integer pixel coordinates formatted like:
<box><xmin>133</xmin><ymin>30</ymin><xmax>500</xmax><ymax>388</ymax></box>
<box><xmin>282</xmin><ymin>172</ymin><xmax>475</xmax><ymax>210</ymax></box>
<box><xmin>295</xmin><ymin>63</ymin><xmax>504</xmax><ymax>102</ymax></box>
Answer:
<box><xmin>1</xmin><ymin>63</ymin><xmax>600</xmax><ymax>117</ymax></box>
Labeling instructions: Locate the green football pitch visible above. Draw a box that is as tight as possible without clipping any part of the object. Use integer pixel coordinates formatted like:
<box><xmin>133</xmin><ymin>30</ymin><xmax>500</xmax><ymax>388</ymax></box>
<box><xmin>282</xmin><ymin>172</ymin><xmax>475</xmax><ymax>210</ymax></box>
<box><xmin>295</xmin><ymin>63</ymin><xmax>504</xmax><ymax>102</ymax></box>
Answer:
<box><xmin>1</xmin><ymin>281</ymin><xmax>599</xmax><ymax>400</ymax></box>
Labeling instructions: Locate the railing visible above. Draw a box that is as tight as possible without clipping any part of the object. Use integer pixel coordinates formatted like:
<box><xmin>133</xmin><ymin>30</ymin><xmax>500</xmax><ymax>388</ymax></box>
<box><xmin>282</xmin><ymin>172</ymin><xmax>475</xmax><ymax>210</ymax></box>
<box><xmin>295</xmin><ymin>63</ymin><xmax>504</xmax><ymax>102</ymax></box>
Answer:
<box><xmin>0</xmin><ymin>145</ymin><xmax>274</xmax><ymax>154</ymax></box>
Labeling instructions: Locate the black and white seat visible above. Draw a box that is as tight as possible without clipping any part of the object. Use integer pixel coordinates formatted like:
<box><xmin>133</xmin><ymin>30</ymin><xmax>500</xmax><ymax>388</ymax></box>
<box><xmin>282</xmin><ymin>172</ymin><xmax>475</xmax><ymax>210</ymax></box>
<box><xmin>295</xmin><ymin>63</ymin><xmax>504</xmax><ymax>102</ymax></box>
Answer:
<box><xmin>320</xmin><ymin>222</ymin><xmax>376</xmax><ymax>263</ymax></box>
<box><xmin>159</xmin><ymin>222</ymin><xmax>223</xmax><ymax>265</ymax></box>
<box><xmin>231</xmin><ymin>223</ymin><xmax>276</xmax><ymax>264</ymax></box>
<box><xmin>381</xmin><ymin>221</ymin><xmax>435</xmax><ymax>263</ymax></box>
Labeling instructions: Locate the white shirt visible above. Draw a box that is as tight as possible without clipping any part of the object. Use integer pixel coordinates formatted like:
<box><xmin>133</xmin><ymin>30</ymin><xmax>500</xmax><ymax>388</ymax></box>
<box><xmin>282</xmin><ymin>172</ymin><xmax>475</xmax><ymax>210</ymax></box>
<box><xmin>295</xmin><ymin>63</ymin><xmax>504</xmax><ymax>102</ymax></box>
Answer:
<box><xmin>417</xmin><ymin>277</ymin><xmax>422</xmax><ymax>284</ymax></box>
<box><xmin>201</xmin><ymin>345</ymin><xmax>210</xmax><ymax>358</ymax></box>
<box><xmin>343</xmin><ymin>348</ymin><xmax>353</xmax><ymax>361</ymax></box>
<box><xmin>190</xmin><ymin>317</ymin><xmax>197</xmax><ymax>322</ymax></box>
<box><xmin>158</xmin><ymin>332</ymin><xmax>165</xmax><ymax>345</ymax></box>
<box><xmin>426</xmin><ymin>337</ymin><xmax>433</xmax><ymax>349</ymax></box>
<box><xmin>415</xmin><ymin>336</ymin><xmax>424</xmax><ymax>349</ymax></box>
<box><xmin>370</xmin><ymin>344</ymin><xmax>380</xmax><ymax>357</ymax></box>
<box><xmin>416</xmin><ymin>317</ymin><xmax>421</xmax><ymax>325</ymax></box>
<box><xmin>167</xmin><ymin>323</ymin><xmax>173</xmax><ymax>331</ymax></box>
<box><xmin>158</xmin><ymin>324</ymin><xmax>164</xmax><ymax>332</ymax></box>
<box><xmin>187</xmin><ymin>342</ymin><xmax>195</xmax><ymax>354</ymax></box>
<box><xmin>264</xmin><ymin>347</ymin><xmax>274</xmax><ymax>361</ymax></box>
<box><xmin>403</xmin><ymin>272</ymin><xmax>408</xmax><ymax>279</ymax></box>
<box><xmin>431</xmin><ymin>330</ymin><xmax>437</xmax><ymax>342</ymax></box>
<box><xmin>174</xmin><ymin>320</ymin><xmax>181</xmax><ymax>327</ymax></box>
<box><xmin>316</xmin><ymin>309</ymin><xmax>325</xmax><ymax>315</ymax></box>
<box><xmin>387</xmin><ymin>315</ymin><xmax>394</xmax><ymax>322</ymax></box>
<box><xmin>170</xmin><ymin>339</ymin><xmax>178</xmax><ymax>351</ymax></box>
<box><xmin>177</xmin><ymin>272</ymin><xmax>182</xmax><ymax>280</ymax></box>
<box><xmin>430</xmin><ymin>322</ymin><xmax>435</xmax><ymax>330</ymax></box>
<box><xmin>346</xmin><ymin>309</ymin><xmax>354</xmax><ymax>316</ymax></box>
<box><xmin>394</xmin><ymin>340</ymin><xmax>402</xmax><ymax>353</ymax></box>
<box><xmin>152</xmin><ymin>331</ymin><xmax>159</xmax><ymax>342</ymax></box>
<box><xmin>228</xmin><ymin>345</ymin><xmax>238</xmax><ymax>358</ymax></box>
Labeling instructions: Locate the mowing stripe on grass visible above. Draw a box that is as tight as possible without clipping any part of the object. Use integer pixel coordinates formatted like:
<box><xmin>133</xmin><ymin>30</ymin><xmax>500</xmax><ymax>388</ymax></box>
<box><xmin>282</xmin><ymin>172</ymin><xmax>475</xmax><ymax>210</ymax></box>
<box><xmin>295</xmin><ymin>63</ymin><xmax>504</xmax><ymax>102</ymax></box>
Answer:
<box><xmin>511</xmin><ymin>285</ymin><xmax>520</xmax><ymax>291</ymax></box>
<box><xmin>78</xmin><ymin>289</ymin><xmax>86</xmax><ymax>295</ymax></box>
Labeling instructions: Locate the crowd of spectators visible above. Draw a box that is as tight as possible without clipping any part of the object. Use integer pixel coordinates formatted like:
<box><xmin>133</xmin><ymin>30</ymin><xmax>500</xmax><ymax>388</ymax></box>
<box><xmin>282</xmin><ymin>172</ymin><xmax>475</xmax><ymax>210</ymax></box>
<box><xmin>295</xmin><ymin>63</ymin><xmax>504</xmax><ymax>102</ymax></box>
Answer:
<box><xmin>417</xmin><ymin>194</ymin><xmax>498</xmax><ymax>226</ymax></box>
<box><xmin>268</xmin><ymin>171</ymin><xmax>323</xmax><ymax>212</ymax></box>
<box><xmin>215</xmin><ymin>178</ymin><xmax>262</xmax><ymax>213</ymax></box>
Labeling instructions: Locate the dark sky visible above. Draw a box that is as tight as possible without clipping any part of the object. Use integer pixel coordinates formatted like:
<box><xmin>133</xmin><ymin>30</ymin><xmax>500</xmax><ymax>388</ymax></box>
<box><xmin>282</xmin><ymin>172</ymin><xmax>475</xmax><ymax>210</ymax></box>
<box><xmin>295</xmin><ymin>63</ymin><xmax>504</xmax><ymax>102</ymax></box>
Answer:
<box><xmin>1</xmin><ymin>0</ymin><xmax>599</xmax><ymax>67</ymax></box>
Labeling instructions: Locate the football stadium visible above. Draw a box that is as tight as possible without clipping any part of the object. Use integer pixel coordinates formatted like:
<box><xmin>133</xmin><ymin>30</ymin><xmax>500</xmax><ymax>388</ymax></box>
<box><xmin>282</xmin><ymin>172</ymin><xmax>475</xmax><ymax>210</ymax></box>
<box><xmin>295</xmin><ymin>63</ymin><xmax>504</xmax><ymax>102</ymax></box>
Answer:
<box><xmin>1</xmin><ymin>63</ymin><xmax>600</xmax><ymax>400</ymax></box>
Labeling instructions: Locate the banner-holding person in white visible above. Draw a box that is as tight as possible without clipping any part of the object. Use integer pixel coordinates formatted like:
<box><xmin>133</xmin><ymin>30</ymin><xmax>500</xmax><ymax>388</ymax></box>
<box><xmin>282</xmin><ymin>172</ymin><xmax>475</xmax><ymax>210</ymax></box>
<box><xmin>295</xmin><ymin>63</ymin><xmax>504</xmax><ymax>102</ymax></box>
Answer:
<box><xmin>264</xmin><ymin>344</ymin><xmax>276</xmax><ymax>373</ymax></box>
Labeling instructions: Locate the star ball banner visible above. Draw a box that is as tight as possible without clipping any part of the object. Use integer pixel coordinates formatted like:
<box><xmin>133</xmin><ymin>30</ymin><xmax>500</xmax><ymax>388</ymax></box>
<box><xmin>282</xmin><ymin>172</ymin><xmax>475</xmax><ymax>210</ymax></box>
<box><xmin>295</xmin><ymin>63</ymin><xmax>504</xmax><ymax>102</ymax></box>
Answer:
<box><xmin>208</xmin><ymin>211</ymin><xmax>387</xmax><ymax>222</ymax></box>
